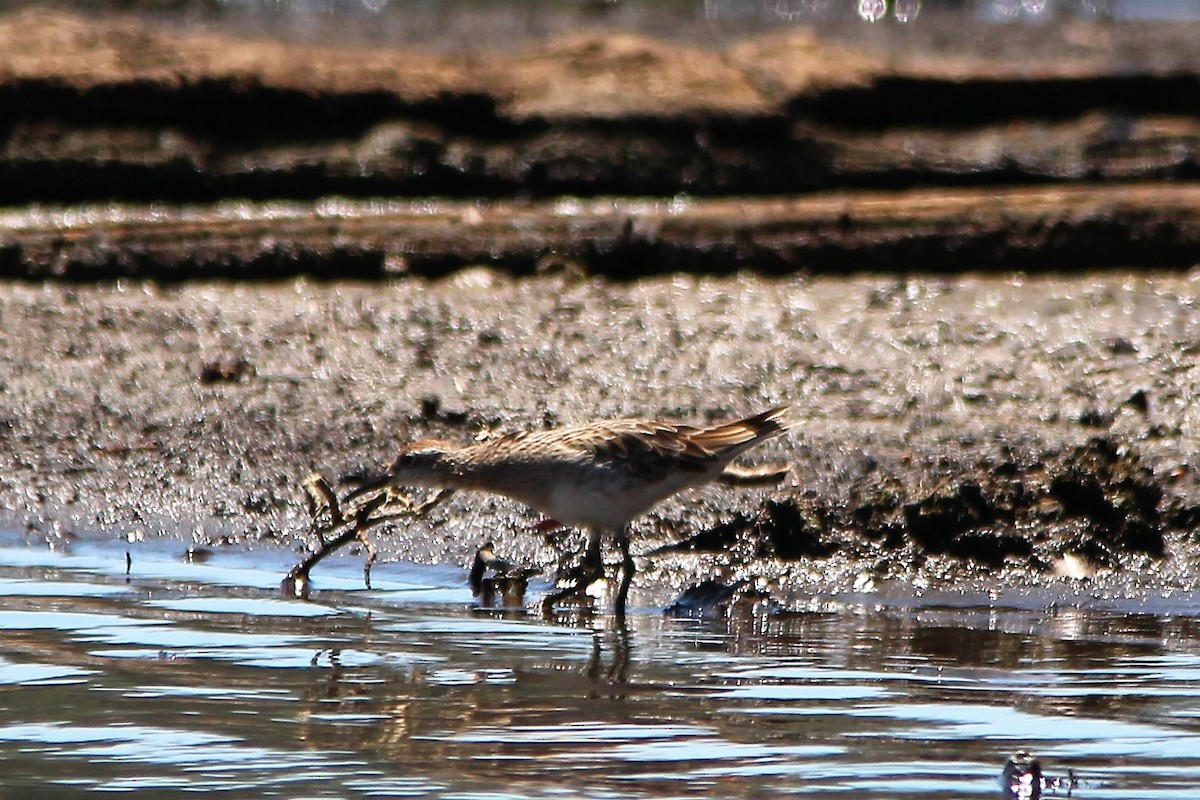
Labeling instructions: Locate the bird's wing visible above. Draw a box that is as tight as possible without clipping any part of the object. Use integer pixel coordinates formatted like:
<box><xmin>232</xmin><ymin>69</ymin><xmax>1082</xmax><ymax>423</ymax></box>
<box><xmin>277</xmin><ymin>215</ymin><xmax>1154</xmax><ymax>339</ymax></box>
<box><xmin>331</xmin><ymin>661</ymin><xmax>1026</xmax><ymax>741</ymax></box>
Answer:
<box><xmin>486</xmin><ymin>407</ymin><xmax>794</xmax><ymax>484</ymax></box>
<box><xmin>564</xmin><ymin>420</ymin><xmax>714</xmax><ymax>481</ymax></box>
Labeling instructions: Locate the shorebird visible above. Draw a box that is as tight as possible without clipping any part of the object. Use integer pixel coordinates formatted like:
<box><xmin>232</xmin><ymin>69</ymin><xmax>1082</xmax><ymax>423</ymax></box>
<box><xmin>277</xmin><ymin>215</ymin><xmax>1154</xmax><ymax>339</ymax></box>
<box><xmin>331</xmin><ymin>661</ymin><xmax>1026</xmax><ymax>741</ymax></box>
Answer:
<box><xmin>348</xmin><ymin>405</ymin><xmax>794</xmax><ymax>616</ymax></box>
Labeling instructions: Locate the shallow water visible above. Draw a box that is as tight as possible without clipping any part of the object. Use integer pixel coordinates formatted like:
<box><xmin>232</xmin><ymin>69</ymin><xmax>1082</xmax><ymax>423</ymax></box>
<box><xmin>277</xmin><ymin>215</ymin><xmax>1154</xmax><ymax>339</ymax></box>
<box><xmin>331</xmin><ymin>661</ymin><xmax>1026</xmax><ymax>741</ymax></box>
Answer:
<box><xmin>3</xmin><ymin>529</ymin><xmax>1200</xmax><ymax>798</ymax></box>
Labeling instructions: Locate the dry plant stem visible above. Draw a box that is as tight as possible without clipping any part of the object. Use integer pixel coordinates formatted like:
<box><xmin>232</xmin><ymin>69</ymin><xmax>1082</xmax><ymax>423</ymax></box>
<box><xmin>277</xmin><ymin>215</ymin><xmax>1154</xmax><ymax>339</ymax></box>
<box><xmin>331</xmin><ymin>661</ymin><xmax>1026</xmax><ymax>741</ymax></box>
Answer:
<box><xmin>302</xmin><ymin>472</ymin><xmax>344</xmax><ymax>542</ymax></box>
<box><xmin>286</xmin><ymin>480</ymin><xmax>456</xmax><ymax>593</ymax></box>
<box><xmin>285</xmin><ymin>492</ymin><xmax>387</xmax><ymax>587</ymax></box>
<box><xmin>359</xmin><ymin>527</ymin><xmax>378</xmax><ymax>589</ymax></box>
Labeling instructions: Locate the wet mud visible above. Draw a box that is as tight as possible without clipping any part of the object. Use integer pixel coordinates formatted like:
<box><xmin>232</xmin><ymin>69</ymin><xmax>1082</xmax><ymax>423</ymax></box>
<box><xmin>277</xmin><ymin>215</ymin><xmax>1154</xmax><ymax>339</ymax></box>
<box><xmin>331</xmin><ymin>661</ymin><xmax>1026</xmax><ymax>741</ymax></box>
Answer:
<box><xmin>5</xmin><ymin>186</ymin><xmax>1200</xmax><ymax>280</ymax></box>
<box><xmin>3</xmin><ymin>9</ymin><xmax>1200</xmax><ymax>606</ymax></box>
<box><xmin>4</xmin><ymin>273</ymin><xmax>1200</xmax><ymax>606</ymax></box>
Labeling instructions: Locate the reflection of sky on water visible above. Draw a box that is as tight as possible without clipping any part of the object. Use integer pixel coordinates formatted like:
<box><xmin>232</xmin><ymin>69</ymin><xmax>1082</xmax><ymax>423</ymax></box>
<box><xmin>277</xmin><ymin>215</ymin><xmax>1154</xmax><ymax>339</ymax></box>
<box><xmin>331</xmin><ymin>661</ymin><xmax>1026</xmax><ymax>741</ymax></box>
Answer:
<box><xmin>0</xmin><ymin>721</ymin><xmax>381</xmax><ymax>794</ymax></box>
<box><xmin>5</xmin><ymin>531</ymin><xmax>1200</xmax><ymax>797</ymax></box>
<box><xmin>0</xmin><ymin>656</ymin><xmax>96</xmax><ymax>686</ymax></box>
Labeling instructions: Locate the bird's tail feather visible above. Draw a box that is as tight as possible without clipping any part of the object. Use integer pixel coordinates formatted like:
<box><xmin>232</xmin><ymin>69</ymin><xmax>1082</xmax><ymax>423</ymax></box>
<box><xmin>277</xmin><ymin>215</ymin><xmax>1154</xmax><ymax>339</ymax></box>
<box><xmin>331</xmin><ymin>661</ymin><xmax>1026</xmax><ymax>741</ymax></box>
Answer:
<box><xmin>694</xmin><ymin>405</ymin><xmax>794</xmax><ymax>455</ymax></box>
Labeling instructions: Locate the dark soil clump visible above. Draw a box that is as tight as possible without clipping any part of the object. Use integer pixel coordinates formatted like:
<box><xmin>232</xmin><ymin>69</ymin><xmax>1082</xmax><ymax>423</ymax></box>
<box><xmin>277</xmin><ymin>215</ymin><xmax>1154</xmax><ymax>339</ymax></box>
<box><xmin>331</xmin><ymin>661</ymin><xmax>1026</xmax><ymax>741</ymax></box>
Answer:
<box><xmin>658</xmin><ymin>436</ymin><xmax>1176</xmax><ymax>585</ymax></box>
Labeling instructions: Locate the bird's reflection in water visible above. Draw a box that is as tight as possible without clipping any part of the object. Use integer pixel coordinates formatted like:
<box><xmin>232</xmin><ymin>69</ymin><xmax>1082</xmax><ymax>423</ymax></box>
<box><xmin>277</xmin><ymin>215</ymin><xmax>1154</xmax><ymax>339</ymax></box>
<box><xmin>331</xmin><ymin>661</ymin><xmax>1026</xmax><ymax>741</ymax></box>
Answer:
<box><xmin>1000</xmin><ymin>750</ymin><xmax>1080</xmax><ymax>799</ymax></box>
<box><xmin>536</xmin><ymin>604</ymin><xmax>634</xmax><ymax>691</ymax></box>
<box><xmin>587</xmin><ymin>616</ymin><xmax>632</xmax><ymax>689</ymax></box>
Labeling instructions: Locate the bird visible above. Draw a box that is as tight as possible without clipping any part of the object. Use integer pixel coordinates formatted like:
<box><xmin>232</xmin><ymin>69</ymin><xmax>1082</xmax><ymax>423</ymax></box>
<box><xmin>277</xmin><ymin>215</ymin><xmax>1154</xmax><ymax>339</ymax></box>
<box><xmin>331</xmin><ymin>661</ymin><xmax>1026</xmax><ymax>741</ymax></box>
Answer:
<box><xmin>347</xmin><ymin>405</ymin><xmax>794</xmax><ymax>616</ymax></box>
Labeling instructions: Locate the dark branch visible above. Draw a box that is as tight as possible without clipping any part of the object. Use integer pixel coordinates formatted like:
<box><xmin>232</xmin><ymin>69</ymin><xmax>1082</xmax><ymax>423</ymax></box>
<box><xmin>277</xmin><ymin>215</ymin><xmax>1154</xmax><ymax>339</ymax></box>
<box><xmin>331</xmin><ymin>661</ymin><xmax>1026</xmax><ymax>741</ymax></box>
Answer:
<box><xmin>284</xmin><ymin>476</ymin><xmax>454</xmax><ymax>598</ymax></box>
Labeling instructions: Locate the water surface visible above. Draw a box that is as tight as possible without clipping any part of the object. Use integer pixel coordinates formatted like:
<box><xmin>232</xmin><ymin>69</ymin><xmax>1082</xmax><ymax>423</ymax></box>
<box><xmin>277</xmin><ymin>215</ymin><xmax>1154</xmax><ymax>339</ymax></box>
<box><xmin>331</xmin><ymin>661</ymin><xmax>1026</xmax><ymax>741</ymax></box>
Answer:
<box><xmin>3</xmin><ymin>528</ymin><xmax>1200</xmax><ymax>797</ymax></box>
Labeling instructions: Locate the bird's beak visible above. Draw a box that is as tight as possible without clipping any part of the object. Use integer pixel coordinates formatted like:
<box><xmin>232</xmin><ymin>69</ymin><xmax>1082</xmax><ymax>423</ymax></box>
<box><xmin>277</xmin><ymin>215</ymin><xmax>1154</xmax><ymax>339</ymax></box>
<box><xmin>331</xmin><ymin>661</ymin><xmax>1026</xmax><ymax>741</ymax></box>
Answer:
<box><xmin>345</xmin><ymin>471</ymin><xmax>394</xmax><ymax>502</ymax></box>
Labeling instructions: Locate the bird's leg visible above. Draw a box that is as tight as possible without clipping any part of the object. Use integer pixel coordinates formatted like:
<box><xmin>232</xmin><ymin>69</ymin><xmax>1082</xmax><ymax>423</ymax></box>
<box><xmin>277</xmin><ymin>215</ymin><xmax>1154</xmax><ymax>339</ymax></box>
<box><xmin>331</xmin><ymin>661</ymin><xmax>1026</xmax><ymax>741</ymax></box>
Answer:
<box><xmin>540</xmin><ymin>527</ymin><xmax>606</xmax><ymax>615</ymax></box>
<box><xmin>582</xmin><ymin>527</ymin><xmax>604</xmax><ymax>584</ymax></box>
<box><xmin>469</xmin><ymin>549</ymin><xmax>487</xmax><ymax>597</ymax></box>
<box><xmin>614</xmin><ymin>526</ymin><xmax>634</xmax><ymax>619</ymax></box>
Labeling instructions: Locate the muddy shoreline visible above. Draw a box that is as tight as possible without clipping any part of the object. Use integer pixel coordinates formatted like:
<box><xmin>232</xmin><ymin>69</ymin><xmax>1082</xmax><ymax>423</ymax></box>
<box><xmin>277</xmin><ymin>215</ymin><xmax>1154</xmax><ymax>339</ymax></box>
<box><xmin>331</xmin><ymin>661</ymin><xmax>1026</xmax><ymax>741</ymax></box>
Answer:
<box><xmin>2</xmin><ymin>10</ymin><xmax>1200</xmax><ymax>208</ymax></box>
<box><xmin>3</xmin><ymin>9</ymin><xmax>1200</xmax><ymax>606</ymax></box>
<box><xmin>7</xmin><ymin>186</ymin><xmax>1200</xmax><ymax>280</ymax></box>
<box><xmin>4</xmin><ymin>272</ymin><xmax>1199</xmax><ymax>606</ymax></box>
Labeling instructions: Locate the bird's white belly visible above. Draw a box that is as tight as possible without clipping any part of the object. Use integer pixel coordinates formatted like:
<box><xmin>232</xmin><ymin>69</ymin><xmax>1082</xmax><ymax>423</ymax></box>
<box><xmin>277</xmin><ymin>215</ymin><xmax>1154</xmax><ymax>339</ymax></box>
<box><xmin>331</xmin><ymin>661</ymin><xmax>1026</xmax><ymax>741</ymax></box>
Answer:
<box><xmin>541</xmin><ymin>477</ymin><xmax>688</xmax><ymax>530</ymax></box>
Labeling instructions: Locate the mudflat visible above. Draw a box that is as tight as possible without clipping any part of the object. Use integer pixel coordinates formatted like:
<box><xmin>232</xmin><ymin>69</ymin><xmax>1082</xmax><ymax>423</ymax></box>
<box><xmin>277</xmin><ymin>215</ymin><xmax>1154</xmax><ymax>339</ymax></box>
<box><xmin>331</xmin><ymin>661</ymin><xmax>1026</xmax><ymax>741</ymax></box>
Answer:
<box><xmin>4</xmin><ymin>269</ymin><xmax>1198</xmax><ymax>604</ymax></box>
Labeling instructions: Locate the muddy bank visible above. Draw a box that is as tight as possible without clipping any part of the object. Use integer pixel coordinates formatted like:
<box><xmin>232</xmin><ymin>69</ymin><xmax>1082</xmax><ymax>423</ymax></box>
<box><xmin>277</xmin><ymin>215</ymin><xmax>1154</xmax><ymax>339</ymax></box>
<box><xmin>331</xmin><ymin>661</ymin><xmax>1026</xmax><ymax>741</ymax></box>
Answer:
<box><xmin>5</xmin><ymin>186</ymin><xmax>1200</xmax><ymax>279</ymax></box>
<box><xmin>3</xmin><ymin>273</ymin><xmax>1199</xmax><ymax>604</ymax></box>
<box><xmin>2</xmin><ymin>10</ymin><xmax>1200</xmax><ymax>205</ymax></box>
<box><xmin>2</xmin><ymin>9</ymin><xmax>1199</xmax><ymax>278</ymax></box>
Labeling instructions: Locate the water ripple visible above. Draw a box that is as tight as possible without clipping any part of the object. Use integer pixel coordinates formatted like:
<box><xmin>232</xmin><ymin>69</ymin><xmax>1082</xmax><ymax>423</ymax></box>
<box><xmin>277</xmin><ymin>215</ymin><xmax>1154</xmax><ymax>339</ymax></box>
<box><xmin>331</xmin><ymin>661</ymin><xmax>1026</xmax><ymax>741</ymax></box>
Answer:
<box><xmin>4</xmin><ymin>531</ymin><xmax>1200</xmax><ymax>797</ymax></box>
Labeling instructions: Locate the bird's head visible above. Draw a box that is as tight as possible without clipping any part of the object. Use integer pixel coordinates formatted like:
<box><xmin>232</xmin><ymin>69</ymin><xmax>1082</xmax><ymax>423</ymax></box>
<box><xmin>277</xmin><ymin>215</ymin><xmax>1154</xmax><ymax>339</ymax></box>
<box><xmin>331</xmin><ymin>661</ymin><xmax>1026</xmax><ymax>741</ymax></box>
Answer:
<box><xmin>386</xmin><ymin>440</ymin><xmax>457</xmax><ymax>480</ymax></box>
<box><xmin>347</xmin><ymin>439</ymin><xmax>458</xmax><ymax>500</ymax></box>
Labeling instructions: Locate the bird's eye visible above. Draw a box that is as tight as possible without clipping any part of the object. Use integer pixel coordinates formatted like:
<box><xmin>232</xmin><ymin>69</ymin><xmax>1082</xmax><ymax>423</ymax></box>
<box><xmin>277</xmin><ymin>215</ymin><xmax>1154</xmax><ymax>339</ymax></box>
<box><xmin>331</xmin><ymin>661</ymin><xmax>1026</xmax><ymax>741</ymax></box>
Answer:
<box><xmin>395</xmin><ymin>452</ymin><xmax>417</xmax><ymax>469</ymax></box>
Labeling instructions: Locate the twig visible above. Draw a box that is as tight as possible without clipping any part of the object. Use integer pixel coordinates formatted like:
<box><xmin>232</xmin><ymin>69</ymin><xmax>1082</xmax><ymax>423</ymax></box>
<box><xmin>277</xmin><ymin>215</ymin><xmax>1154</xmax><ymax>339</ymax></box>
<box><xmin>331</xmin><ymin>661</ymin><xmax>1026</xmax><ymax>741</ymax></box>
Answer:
<box><xmin>283</xmin><ymin>475</ymin><xmax>454</xmax><ymax>598</ymax></box>
<box><xmin>302</xmin><ymin>472</ymin><xmax>343</xmax><ymax>543</ymax></box>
